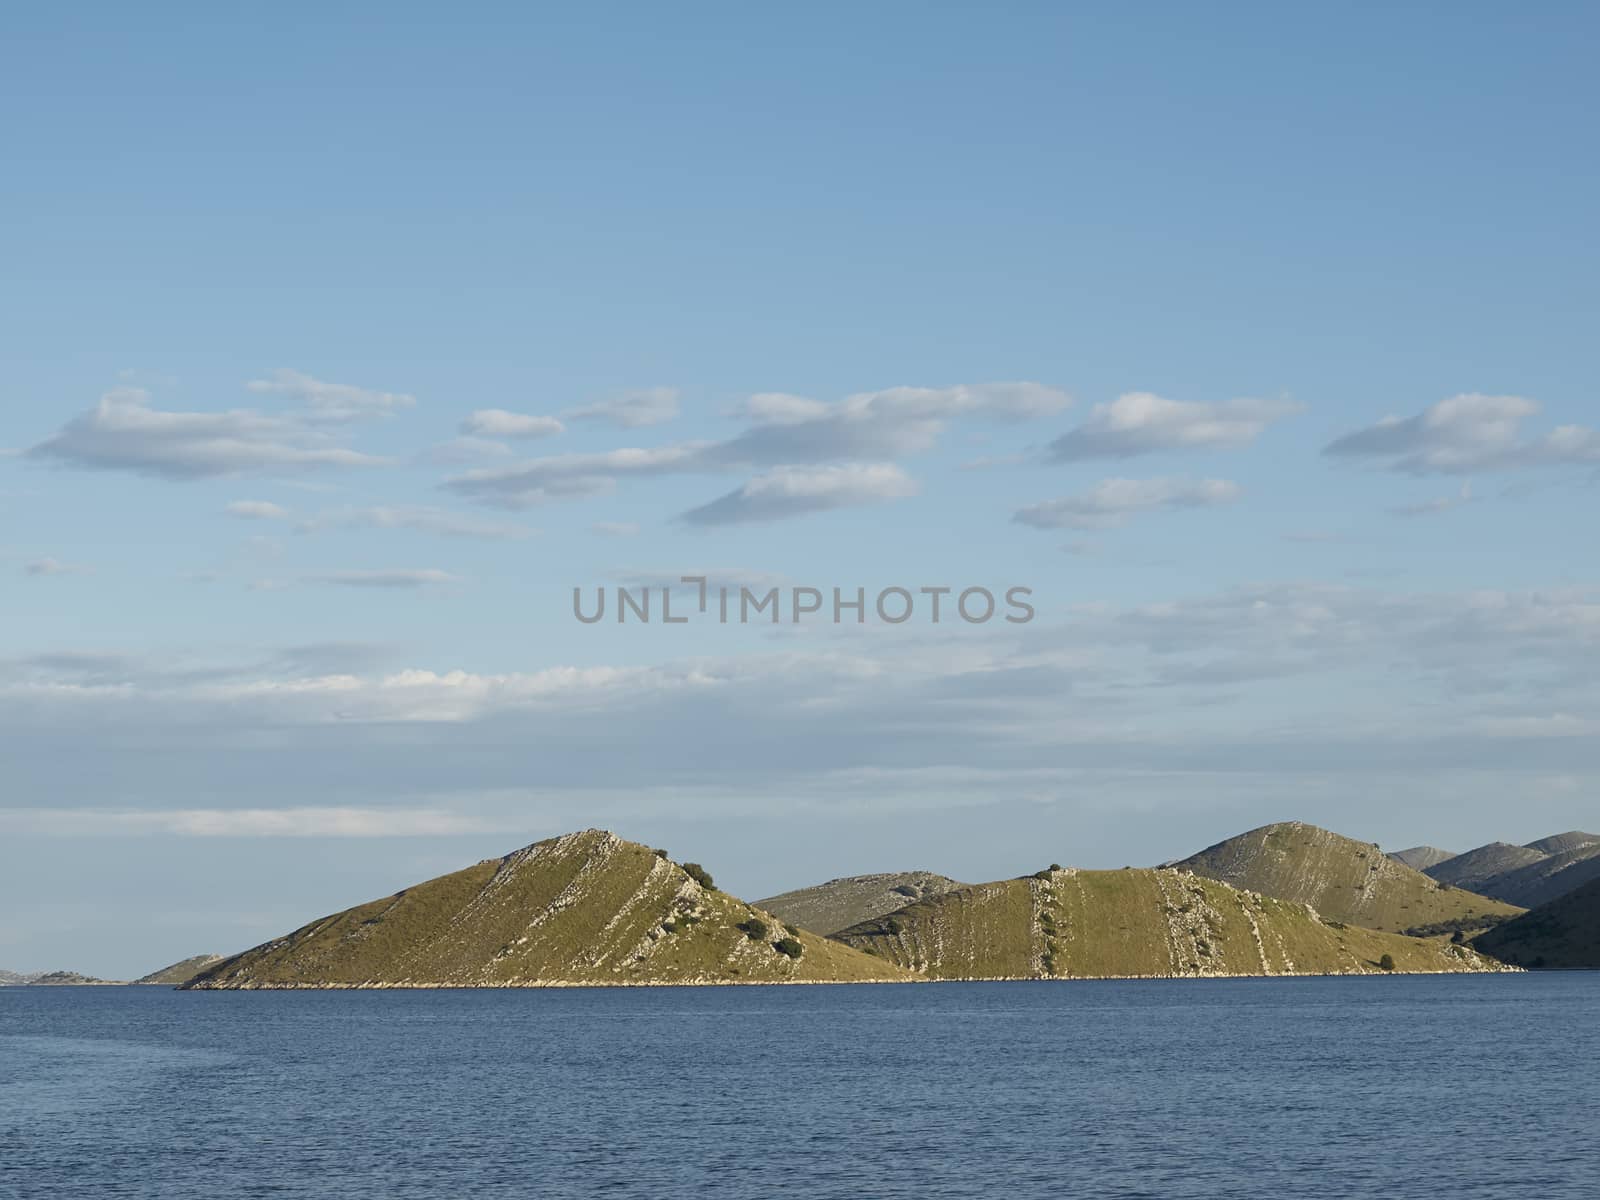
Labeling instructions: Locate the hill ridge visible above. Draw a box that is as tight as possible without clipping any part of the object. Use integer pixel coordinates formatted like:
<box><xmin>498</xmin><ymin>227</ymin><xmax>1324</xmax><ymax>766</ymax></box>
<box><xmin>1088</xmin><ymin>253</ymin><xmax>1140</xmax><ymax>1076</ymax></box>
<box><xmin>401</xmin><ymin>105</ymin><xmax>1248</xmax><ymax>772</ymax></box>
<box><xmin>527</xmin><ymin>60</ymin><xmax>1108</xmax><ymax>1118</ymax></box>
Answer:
<box><xmin>833</xmin><ymin>865</ymin><xmax>1510</xmax><ymax>978</ymax></box>
<box><xmin>1177</xmin><ymin>821</ymin><xmax>1523</xmax><ymax>934</ymax></box>
<box><xmin>187</xmin><ymin>829</ymin><xmax>910</xmax><ymax>989</ymax></box>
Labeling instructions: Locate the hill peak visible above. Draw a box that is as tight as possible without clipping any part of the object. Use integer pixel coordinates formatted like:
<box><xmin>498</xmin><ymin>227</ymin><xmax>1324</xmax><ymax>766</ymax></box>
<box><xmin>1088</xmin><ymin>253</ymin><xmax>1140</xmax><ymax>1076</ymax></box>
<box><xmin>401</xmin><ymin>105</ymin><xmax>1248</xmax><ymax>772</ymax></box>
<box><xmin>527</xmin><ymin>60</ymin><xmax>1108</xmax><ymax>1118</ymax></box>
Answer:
<box><xmin>186</xmin><ymin>829</ymin><xmax>907</xmax><ymax>989</ymax></box>
<box><xmin>1388</xmin><ymin>846</ymin><xmax>1457</xmax><ymax>872</ymax></box>
<box><xmin>1523</xmin><ymin>831</ymin><xmax>1599</xmax><ymax>856</ymax></box>
<box><xmin>1179</xmin><ymin>822</ymin><xmax>1522</xmax><ymax>934</ymax></box>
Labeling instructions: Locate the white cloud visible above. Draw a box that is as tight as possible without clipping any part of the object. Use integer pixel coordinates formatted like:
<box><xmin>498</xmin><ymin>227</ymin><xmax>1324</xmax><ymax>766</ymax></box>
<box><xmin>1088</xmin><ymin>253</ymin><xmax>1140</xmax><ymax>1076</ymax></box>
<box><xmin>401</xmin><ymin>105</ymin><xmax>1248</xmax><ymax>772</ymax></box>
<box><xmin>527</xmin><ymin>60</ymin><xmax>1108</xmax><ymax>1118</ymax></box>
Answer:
<box><xmin>591</xmin><ymin>521</ymin><xmax>640</xmax><ymax>537</ymax></box>
<box><xmin>459</xmin><ymin>409</ymin><xmax>565</xmax><ymax>439</ymax></box>
<box><xmin>680</xmin><ymin>463</ymin><xmax>919</xmax><ymax>525</ymax></box>
<box><xmin>446</xmin><ymin>381</ymin><xmax>1069</xmax><ymax>509</ymax></box>
<box><xmin>4</xmin><ymin>581</ymin><xmax>1598</xmax><ymax>865</ymax></box>
<box><xmin>565</xmin><ymin>387</ymin><xmax>681</xmax><ymax>428</ymax></box>
<box><xmin>607</xmin><ymin>566</ymin><xmax>789</xmax><ymax>596</ymax></box>
<box><xmin>0</xmin><ymin>807</ymin><xmax>509</xmax><ymax>837</ymax></box>
<box><xmin>1389</xmin><ymin>483</ymin><xmax>1473</xmax><ymax>518</ymax></box>
<box><xmin>1473</xmin><ymin>714</ymin><xmax>1600</xmax><ymax>739</ymax></box>
<box><xmin>732</xmin><ymin>393</ymin><xmax>834</xmax><ymax>424</ymax></box>
<box><xmin>715</xmin><ymin>382</ymin><xmax>1071</xmax><ymax>465</ymax></box>
<box><xmin>419</xmin><ymin>436</ymin><xmax>516</xmax><ymax>466</ymax></box>
<box><xmin>1324</xmin><ymin>394</ymin><xmax>1600</xmax><ymax>474</ymax></box>
<box><xmin>23</xmin><ymin>557</ymin><xmax>92</xmax><ymax>577</ymax></box>
<box><xmin>226</xmin><ymin>500</ymin><xmax>291</xmax><ymax>520</ymax></box>
<box><xmin>305</xmin><ymin>569</ymin><xmax>461</xmax><ymax>589</ymax></box>
<box><xmin>1014</xmin><ymin>477</ymin><xmax>1241</xmax><ymax>529</ymax></box>
<box><xmin>1048</xmin><ymin>393</ymin><xmax>1300</xmax><ymax>461</ymax></box>
<box><xmin>296</xmin><ymin>505</ymin><xmax>533</xmax><ymax>541</ymax></box>
<box><xmin>445</xmin><ymin>444</ymin><xmax>707</xmax><ymax>508</ymax></box>
<box><xmin>30</xmin><ymin>386</ymin><xmax>393</xmax><ymax>479</ymax></box>
<box><xmin>246</xmin><ymin>368</ymin><xmax>415</xmax><ymax>423</ymax></box>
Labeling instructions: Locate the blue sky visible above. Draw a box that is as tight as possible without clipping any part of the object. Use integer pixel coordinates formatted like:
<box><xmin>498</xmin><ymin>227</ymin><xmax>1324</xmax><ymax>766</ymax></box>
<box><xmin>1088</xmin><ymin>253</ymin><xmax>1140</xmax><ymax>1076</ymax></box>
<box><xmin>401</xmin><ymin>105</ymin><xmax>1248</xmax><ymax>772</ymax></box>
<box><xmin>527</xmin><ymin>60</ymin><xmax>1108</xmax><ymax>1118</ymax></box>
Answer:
<box><xmin>2</xmin><ymin>4</ymin><xmax>1597</xmax><ymax>976</ymax></box>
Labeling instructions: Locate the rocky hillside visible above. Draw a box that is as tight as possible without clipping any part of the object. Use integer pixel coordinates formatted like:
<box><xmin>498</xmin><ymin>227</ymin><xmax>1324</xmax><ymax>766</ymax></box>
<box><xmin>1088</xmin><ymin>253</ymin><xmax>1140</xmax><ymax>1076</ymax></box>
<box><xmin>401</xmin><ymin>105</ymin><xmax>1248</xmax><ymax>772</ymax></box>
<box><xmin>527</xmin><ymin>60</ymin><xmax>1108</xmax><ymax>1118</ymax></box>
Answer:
<box><xmin>0</xmin><ymin>969</ymin><xmax>42</xmax><ymax>986</ymax></box>
<box><xmin>1475</xmin><ymin>876</ymin><xmax>1600</xmax><ymax>969</ymax></box>
<box><xmin>1523</xmin><ymin>831</ymin><xmax>1600</xmax><ymax>857</ymax></box>
<box><xmin>758</xmin><ymin>871</ymin><xmax>966</xmax><ymax>936</ymax></box>
<box><xmin>185</xmin><ymin>831</ymin><xmax>911</xmax><ymax>989</ymax></box>
<box><xmin>833</xmin><ymin>868</ymin><xmax>1509</xmax><ymax>978</ymax></box>
<box><xmin>1178</xmin><ymin>822</ymin><xmax>1522</xmax><ymax>934</ymax></box>
<box><xmin>1388</xmin><ymin>846</ymin><xmax>1456</xmax><ymax>872</ymax></box>
<box><xmin>136</xmin><ymin>955</ymin><xmax>225</xmax><ymax>986</ymax></box>
<box><xmin>1480</xmin><ymin>847</ymin><xmax>1600</xmax><ymax>910</ymax></box>
<box><xmin>1424</xmin><ymin>834</ymin><xmax>1600</xmax><ymax>908</ymax></box>
<box><xmin>1425</xmin><ymin>842</ymin><xmax>1547</xmax><ymax>892</ymax></box>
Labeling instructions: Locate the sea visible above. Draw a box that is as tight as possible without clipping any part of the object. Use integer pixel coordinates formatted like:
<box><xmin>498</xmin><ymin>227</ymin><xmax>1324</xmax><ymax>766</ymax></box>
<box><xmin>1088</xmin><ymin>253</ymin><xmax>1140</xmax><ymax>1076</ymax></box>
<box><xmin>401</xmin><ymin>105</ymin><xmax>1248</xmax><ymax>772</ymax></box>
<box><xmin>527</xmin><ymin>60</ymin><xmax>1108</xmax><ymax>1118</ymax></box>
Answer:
<box><xmin>3</xmin><ymin>973</ymin><xmax>1596</xmax><ymax>1199</ymax></box>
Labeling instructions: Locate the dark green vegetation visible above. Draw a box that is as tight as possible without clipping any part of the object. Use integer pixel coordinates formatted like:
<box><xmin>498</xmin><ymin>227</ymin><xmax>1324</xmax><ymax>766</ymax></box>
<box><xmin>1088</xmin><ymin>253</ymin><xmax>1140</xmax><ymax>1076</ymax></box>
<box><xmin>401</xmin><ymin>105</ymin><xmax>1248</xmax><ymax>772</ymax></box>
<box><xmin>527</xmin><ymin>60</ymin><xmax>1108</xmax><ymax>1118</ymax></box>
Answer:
<box><xmin>1178</xmin><ymin>823</ymin><xmax>1524</xmax><ymax>934</ymax></box>
<box><xmin>833</xmin><ymin>867</ymin><xmax>1509</xmax><ymax>978</ymax></box>
<box><xmin>757</xmin><ymin>871</ymin><xmax>967</xmax><ymax>936</ymax></box>
<box><xmin>1398</xmin><ymin>914</ymin><xmax>1517</xmax><ymax>939</ymax></box>
<box><xmin>1474</xmin><ymin>876</ymin><xmax>1600</xmax><ymax>969</ymax></box>
<box><xmin>186</xmin><ymin>831</ymin><xmax>910</xmax><ymax>989</ymax></box>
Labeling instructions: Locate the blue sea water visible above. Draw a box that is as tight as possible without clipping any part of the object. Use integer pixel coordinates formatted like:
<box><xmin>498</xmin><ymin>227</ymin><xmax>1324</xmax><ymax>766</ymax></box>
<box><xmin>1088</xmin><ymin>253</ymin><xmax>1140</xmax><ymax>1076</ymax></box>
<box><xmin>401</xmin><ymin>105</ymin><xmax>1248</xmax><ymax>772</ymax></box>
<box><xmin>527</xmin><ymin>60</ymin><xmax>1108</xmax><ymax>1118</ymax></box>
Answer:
<box><xmin>3</xmin><ymin>974</ymin><xmax>1597</xmax><ymax>1199</ymax></box>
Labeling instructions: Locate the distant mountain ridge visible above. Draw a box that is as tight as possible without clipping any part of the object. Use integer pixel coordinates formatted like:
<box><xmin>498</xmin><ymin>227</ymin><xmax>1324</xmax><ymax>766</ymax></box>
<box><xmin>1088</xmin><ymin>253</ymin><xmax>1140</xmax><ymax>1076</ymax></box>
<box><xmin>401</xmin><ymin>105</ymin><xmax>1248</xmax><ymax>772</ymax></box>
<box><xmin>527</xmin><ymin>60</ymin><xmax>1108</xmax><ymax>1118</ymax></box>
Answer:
<box><xmin>1176</xmin><ymin>822</ymin><xmax>1522</xmax><ymax>934</ymax></box>
<box><xmin>1425</xmin><ymin>832</ymin><xmax>1600</xmax><ymax>908</ymax></box>
<box><xmin>758</xmin><ymin>871</ymin><xmax>967</xmax><ymax>936</ymax></box>
<box><xmin>1388</xmin><ymin>846</ymin><xmax>1456</xmax><ymax>872</ymax></box>
<box><xmin>1523</xmin><ymin>832</ymin><xmax>1600</xmax><ymax>857</ymax></box>
<box><xmin>1425</xmin><ymin>843</ymin><xmax>1547</xmax><ymax>892</ymax></box>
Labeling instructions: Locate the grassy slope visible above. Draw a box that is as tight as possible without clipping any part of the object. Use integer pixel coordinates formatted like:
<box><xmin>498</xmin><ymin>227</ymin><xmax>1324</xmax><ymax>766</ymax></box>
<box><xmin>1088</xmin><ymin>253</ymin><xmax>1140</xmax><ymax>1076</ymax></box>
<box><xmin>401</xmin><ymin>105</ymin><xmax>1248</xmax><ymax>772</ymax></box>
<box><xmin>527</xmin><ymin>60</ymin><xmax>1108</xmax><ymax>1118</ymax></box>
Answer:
<box><xmin>1476</xmin><ymin>876</ymin><xmax>1600</xmax><ymax>969</ymax></box>
<box><xmin>834</xmin><ymin>869</ymin><xmax>1509</xmax><ymax>979</ymax></box>
<box><xmin>1179</xmin><ymin>822</ymin><xmax>1523</xmax><ymax>933</ymax></box>
<box><xmin>757</xmin><ymin>871</ymin><xmax>967</xmax><ymax>936</ymax></box>
<box><xmin>186</xmin><ymin>831</ymin><xmax>910</xmax><ymax>989</ymax></box>
<box><xmin>135</xmin><ymin>955</ymin><xmax>225</xmax><ymax>986</ymax></box>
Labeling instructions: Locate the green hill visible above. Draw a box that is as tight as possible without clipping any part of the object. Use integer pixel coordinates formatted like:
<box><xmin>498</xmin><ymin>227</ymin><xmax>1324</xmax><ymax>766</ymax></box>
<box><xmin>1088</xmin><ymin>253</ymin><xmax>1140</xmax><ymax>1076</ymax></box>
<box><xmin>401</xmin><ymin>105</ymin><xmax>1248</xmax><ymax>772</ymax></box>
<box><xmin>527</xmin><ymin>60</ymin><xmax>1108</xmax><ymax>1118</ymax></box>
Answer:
<box><xmin>833</xmin><ymin>868</ymin><xmax>1509</xmax><ymax>978</ymax></box>
<box><xmin>1388</xmin><ymin>846</ymin><xmax>1456</xmax><ymax>872</ymax></box>
<box><xmin>185</xmin><ymin>831</ymin><xmax>911</xmax><ymax>989</ymax></box>
<box><xmin>1475</xmin><ymin>877</ymin><xmax>1600</xmax><ymax>969</ymax></box>
<box><xmin>135</xmin><ymin>955</ymin><xmax>225</xmax><ymax>986</ymax></box>
<box><xmin>1177</xmin><ymin>822</ymin><xmax>1523</xmax><ymax>934</ymax></box>
<box><xmin>758</xmin><ymin>871</ymin><xmax>967</xmax><ymax>936</ymax></box>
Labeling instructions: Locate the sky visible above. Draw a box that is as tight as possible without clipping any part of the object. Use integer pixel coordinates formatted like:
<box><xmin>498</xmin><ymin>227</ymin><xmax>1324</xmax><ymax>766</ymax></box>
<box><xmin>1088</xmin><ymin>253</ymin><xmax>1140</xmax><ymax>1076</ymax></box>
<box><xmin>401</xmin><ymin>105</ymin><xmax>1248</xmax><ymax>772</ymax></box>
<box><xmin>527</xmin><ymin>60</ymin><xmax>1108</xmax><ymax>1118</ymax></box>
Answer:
<box><xmin>2</xmin><ymin>3</ymin><xmax>1597</xmax><ymax>977</ymax></box>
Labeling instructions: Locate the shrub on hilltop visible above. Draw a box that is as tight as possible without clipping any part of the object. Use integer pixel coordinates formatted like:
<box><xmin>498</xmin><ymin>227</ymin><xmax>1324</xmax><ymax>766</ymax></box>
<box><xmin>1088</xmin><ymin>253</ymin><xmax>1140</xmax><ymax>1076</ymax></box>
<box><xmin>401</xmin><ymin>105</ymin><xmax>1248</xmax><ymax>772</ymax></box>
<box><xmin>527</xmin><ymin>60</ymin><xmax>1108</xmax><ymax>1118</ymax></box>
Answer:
<box><xmin>681</xmin><ymin>862</ymin><xmax>715</xmax><ymax>890</ymax></box>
